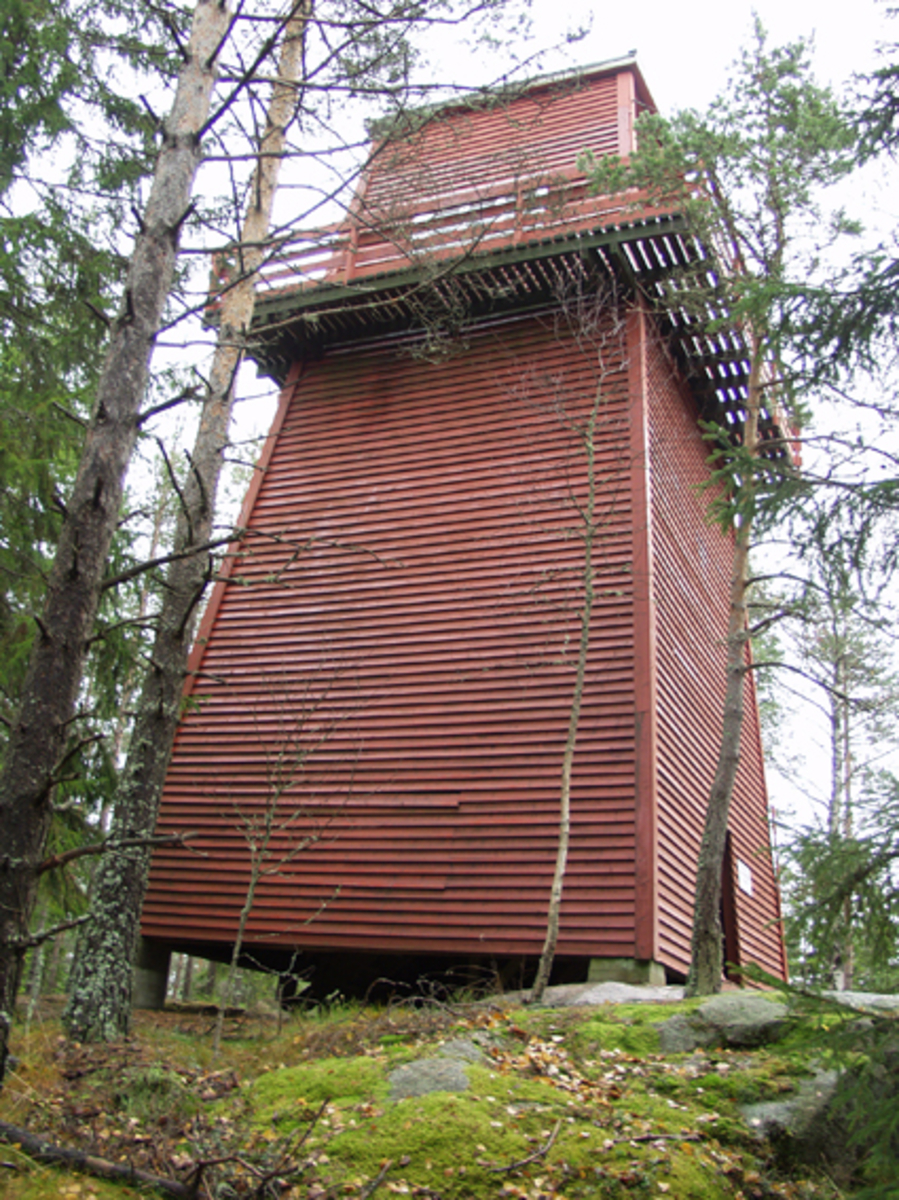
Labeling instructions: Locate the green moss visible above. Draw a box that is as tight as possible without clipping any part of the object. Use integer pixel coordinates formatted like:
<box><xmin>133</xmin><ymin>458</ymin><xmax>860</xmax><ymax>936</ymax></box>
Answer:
<box><xmin>3</xmin><ymin>997</ymin><xmax>851</xmax><ymax>1200</ymax></box>
<box><xmin>0</xmin><ymin>1146</ymin><xmax>143</xmax><ymax>1199</ymax></box>
<box><xmin>250</xmin><ymin>1055</ymin><xmax>388</xmax><ymax>1117</ymax></box>
<box><xmin>662</xmin><ymin>1146</ymin><xmax>739</xmax><ymax>1199</ymax></box>
<box><xmin>305</xmin><ymin>1084</ymin><xmax>746</xmax><ymax>1200</ymax></box>
<box><xmin>112</xmin><ymin>1065</ymin><xmax>199</xmax><ymax>1124</ymax></box>
<box><xmin>605</xmin><ymin>1000</ymin><xmax>706</xmax><ymax>1022</ymax></box>
<box><xmin>322</xmin><ymin>1091</ymin><xmax>536</xmax><ymax>1197</ymax></box>
<box><xmin>465</xmin><ymin>1062</ymin><xmax>569</xmax><ymax>1106</ymax></box>
<box><xmin>579</xmin><ymin>1018</ymin><xmax>662</xmax><ymax>1055</ymax></box>
<box><xmin>520</xmin><ymin>1000</ymin><xmax>706</xmax><ymax>1061</ymax></box>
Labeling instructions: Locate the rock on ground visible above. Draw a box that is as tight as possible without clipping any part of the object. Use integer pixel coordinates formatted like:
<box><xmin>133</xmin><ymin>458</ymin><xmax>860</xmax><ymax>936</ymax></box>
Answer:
<box><xmin>388</xmin><ymin>1058</ymin><xmax>471</xmax><ymax>1101</ymax></box>
<box><xmin>387</xmin><ymin>1037</ymin><xmax>485</xmax><ymax>1100</ymax></box>
<box><xmin>657</xmin><ymin>993</ymin><xmax>789</xmax><ymax>1053</ymax></box>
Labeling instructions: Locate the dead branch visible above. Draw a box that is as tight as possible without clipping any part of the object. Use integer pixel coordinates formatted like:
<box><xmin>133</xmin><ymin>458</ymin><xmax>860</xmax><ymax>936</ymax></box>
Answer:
<box><xmin>155</xmin><ymin>435</ymin><xmax>193</xmax><ymax>543</ymax></box>
<box><xmin>100</xmin><ymin>535</ymin><xmax>236</xmax><ymax>591</ymax></box>
<box><xmin>12</xmin><ymin>915</ymin><xmax>90</xmax><ymax>951</ymax></box>
<box><xmin>246</xmin><ymin>1098</ymin><xmax>329</xmax><ymax>1197</ymax></box>
<box><xmin>37</xmin><ymin>831</ymin><xmax>198</xmax><ymax>875</ymax></box>
<box><xmin>359</xmin><ymin>1158</ymin><xmax>393</xmax><ymax>1198</ymax></box>
<box><xmin>138</xmin><ymin>385</ymin><xmax>203</xmax><ymax>426</ymax></box>
<box><xmin>0</xmin><ymin>1120</ymin><xmax>194</xmax><ymax>1198</ymax></box>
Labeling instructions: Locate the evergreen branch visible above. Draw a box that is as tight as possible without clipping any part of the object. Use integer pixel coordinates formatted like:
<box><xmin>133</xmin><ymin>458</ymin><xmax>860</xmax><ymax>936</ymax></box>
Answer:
<box><xmin>810</xmin><ymin>842</ymin><xmax>899</xmax><ymax>910</ymax></box>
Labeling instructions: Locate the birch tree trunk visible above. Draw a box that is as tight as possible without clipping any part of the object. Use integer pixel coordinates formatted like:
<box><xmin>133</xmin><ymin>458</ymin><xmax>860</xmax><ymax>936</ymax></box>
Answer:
<box><xmin>684</xmin><ymin>347</ymin><xmax>762</xmax><ymax>998</ymax></box>
<box><xmin>64</xmin><ymin>1</ymin><xmax>312</xmax><ymax>1044</ymax></box>
<box><xmin>0</xmin><ymin>0</ymin><xmax>231</xmax><ymax>1086</ymax></box>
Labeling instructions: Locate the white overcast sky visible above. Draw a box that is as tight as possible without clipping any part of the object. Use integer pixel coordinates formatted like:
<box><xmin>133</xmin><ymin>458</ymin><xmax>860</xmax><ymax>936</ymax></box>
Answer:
<box><xmin>520</xmin><ymin>0</ymin><xmax>892</xmax><ymax>113</ymax></box>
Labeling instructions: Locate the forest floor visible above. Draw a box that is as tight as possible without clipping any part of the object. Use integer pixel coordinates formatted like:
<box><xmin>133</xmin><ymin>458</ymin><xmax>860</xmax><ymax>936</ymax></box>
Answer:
<box><xmin>0</xmin><ymin>990</ymin><xmax>878</xmax><ymax>1200</ymax></box>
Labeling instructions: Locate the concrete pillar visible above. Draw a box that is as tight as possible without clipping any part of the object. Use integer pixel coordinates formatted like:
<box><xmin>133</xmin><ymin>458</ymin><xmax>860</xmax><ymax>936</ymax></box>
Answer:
<box><xmin>587</xmin><ymin>957</ymin><xmax>666</xmax><ymax>987</ymax></box>
<box><xmin>133</xmin><ymin>938</ymin><xmax>171</xmax><ymax>1009</ymax></box>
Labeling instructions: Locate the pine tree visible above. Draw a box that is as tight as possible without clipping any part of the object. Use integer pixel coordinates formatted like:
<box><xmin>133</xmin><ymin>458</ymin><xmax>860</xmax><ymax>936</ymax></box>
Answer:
<box><xmin>779</xmin><ymin>524</ymin><xmax>899</xmax><ymax>990</ymax></box>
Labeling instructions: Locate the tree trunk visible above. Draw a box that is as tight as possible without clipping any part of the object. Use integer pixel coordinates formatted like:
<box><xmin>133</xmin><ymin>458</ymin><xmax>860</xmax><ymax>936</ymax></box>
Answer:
<box><xmin>0</xmin><ymin>0</ymin><xmax>231</xmax><ymax>1086</ymax></box>
<box><xmin>25</xmin><ymin>905</ymin><xmax>47</xmax><ymax>1025</ymax></box>
<box><xmin>44</xmin><ymin>929</ymin><xmax>63</xmax><ymax>996</ymax></box>
<box><xmin>169</xmin><ymin>954</ymin><xmax>185</xmax><ymax>1003</ymax></box>
<box><xmin>64</xmin><ymin>1</ymin><xmax>312</xmax><ymax>1044</ymax></box>
<box><xmin>529</xmin><ymin>390</ymin><xmax>600</xmax><ymax>1004</ymax></box>
<box><xmin>684</xmin><ymin>351</ymin><xmax>761</xmax><ymax>998</ymax></box>
<box><xmin>213</xmin><ymin>860</ymin><xmax>262</xmax><ymax>1056</ymax></box>
<box><xmin>181</xmin><ymin>954</ymin><xmax>194</xmax><ymax>1001</ymax></box>
<box><xmin>200</xmin><ymin>958</ymin><xmax>218</xmax><ymax>998</ymax></box>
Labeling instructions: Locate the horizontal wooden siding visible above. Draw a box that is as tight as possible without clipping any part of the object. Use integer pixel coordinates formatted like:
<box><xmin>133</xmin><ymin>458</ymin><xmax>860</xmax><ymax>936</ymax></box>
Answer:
<box><xmin>645</xmin><ymin>327</ymin><xmax>785</xmax><ymax>978</ymax></box>
<box><xmin>143</xmin><ymin>313</ymin><xmax>641</xmax><ymax>959</ymax></box>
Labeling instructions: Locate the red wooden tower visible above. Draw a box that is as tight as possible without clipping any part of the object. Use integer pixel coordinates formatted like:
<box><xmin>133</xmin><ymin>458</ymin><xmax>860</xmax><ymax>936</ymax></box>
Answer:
<box><xmin>140</xmin><ymin>58</ymin><xmax>787</xmax><ymax>996</ymax></box>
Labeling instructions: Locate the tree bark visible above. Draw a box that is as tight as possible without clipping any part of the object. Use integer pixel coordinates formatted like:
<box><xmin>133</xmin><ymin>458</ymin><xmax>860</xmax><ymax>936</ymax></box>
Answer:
<box><xmin>64</xmin><ymin>1</ymin><xmax>312</xmax><ymax>1044</ymax></box>
<box><xmin>684</xmin><ymin>349</ymin><xmax>761</xmax><ymax>998</ymax></box>
<box><xmin>0</xmin><ymin>0</ymin><xmax>231</xmax><ymax>1086</ymax></box>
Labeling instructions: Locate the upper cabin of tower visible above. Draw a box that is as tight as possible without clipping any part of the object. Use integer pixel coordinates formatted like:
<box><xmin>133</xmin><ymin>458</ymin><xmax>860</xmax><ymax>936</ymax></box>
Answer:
<box><xmin>228</xmin><ymin>58</ymin><xmax>791</xmax><ymax>462</ymax></box>
<box><xmin>250</xmin><ymin>57</ymin><xmax>657</xmax><ymax>304</ymax></box>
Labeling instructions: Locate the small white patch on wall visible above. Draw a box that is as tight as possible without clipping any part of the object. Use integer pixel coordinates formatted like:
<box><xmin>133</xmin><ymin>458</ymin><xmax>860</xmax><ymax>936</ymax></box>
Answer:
<box><xmin>737</xmin><ymin>860</ymin><xmax>753</xmax><ymax>896</ymax></box>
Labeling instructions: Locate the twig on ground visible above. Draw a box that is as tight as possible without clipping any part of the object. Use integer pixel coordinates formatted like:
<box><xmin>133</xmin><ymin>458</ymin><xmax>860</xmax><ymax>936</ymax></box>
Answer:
<box><xmin>490</xmin><ymin>1118</ymin><xmax>562</xmax><ymax>1172</ymax></box>
<box><xmin>359</xmin><ymin>1157</ymin><xmax>393</xmax><ymax>1198</ymax></box>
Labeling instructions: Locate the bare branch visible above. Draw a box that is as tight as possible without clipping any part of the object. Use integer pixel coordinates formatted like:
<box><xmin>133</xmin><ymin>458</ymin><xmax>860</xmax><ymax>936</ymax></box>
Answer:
<box><xmin>12</xmin><ymin>915</ymin><xmax>90</xmax><ymax>951</ymax></box>
<box><xmin>490</xmin><ymin>1119</ymin><xmax>561</xmax><ymax>1172</ymax></box>
<box><xmin>37</xmin><ymin>831</ymin><xmax>198</xmax><ymax>876</ymax></box>
<box><xmin>138</xmin><ymin>385</ymin><xmax>203</xmax><ymax>426</ymax></box>
<box><xmin>100</xmin><ymin>534</ymin><xmax>236</xmax><ymax>591</ymax></box>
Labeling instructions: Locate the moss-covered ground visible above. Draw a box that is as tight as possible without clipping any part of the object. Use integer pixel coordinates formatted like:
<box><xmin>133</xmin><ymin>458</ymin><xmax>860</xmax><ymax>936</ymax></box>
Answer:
<box><xmin>0</xmin><ymin>994</ymin><xmax>852</xmax><ymax>1199</ymax></box>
